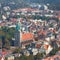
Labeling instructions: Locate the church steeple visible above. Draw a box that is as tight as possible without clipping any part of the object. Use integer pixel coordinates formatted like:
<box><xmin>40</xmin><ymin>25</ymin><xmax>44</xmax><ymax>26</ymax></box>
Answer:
<box><xmin>16</xmin><ymin>20</ymin><xmax>20</xmax><ymax>31</ymax></box>
<box><xmin>14</xmin><ymin>17</ymin><xmax>22</xmax><ymax>47</ymax></box>
<box><xmin>16</xmin><ymin>14</ymin><xmax>21</xmax><ymax>31</ymax></box>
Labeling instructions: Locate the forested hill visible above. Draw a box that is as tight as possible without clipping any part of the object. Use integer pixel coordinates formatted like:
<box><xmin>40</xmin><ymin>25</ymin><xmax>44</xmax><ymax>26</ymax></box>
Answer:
<box><xmin>0</xmin><ymin>0</ymin><xmax>60</xmax><ymax>4</ymax></box>
<box><xmin>0</xmin><ymin>0</ymin><xmax>60</xmax><ymax>10</ymax></box>
<box><xmin>26</xmin><ymin>0</ymin><xmax>60</xmax><ymax>4</ymax></box>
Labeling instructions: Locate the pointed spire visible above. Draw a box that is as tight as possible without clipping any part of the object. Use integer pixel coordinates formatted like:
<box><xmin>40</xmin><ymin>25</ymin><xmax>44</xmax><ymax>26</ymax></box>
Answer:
<box><xmin>16</xmin><ymin>18</ymin><xmax>20</xmax><ymax>31</ymax></box>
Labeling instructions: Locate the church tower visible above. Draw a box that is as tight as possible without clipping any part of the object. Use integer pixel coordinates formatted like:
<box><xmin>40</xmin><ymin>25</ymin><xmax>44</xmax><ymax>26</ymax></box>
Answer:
<box><xmin>14</xmin><ymin>18</ymin><xmax>22</xmax><ymax>47</ymax></box>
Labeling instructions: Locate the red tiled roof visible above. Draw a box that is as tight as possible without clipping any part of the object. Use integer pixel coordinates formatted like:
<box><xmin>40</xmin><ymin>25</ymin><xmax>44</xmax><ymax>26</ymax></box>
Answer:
<box><xmin>36</xmin><ymin>44</ymin><xmax>42</xmax><ymax>48</ymax></box>
<box><xmin>44</xmin><ymin>44</ymin><xmax>49</xmax><ymax>50</ymax></box>
<box><xmin>38</xmin><ymin>30</ymin><xmax>46</xmax><ymax>35</ymax></box>
<box><xmin>13</xmin><ymin>8</ymin><xmax>37</xmax><ymax>12</ymax></box>
<box><xmin>44</xmin><ymin>55</ymin><xmax>60</xmax><ymax>60</ymax></box>
<box><xmin>21</xmin><ymin>33</ymin><xmax>34</xmax><ymax>41</ymax></box>
<box><xmin>0</xmin><ymin>51</ymin><xmax>7</xmax><ymax>56</ymax></box>
<box><xmin>44</xmin><ymin>57</ymin><xmax>50</xmax><ymax>60</ymax></box>
<box><xmin>0</xmin><ymin>23</ymin><xmax>6</xmax><ymax>26</ymax></box>
<box><xmin>2</xmin><ymin>52</ymin><xmax>7</xmax><ymax>55</ymax></box>
<box><xmin>10</xmin><ymin>18</ymin><xmax>17</xmax><ymax>22</ymax></box>
<box><xmin>0</xmin><ymin>57</ymin><xmax>2</xmax><ymax>60</ymax></box>
<box><xmin>57</xmin><ymin>16</ymin><xmax>60</xmax><ymax>19</ymax></box>
<box><xmin>50</xmin><ymin>55</ymin><xmax>60</xmax><ymax>60</ymax></box>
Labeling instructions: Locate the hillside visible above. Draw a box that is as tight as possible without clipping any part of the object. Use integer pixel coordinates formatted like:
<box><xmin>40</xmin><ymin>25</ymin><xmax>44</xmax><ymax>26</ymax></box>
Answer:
<box><xmin>0</xmin><ymin>0</ymin><xmax>29</xmax><ymax>9</ymax></box>
<box><xmin>27</xmin><ymin>0</ymin><xmax>60</xmax><ymax>10</ymax></box>
<box><xmin>0</xmin><ymin>0</ymin><xmax>60</xmax><ymax>10</ymax></box>
<box><xmin>26</xmin><ymin>0</ymin><xmax>60</xmax><ymax>4</ymax></box>
<box><xmin>0</xmin><ymin>0</ymin><xmax>60</xmax><ymax>5</ymax></box>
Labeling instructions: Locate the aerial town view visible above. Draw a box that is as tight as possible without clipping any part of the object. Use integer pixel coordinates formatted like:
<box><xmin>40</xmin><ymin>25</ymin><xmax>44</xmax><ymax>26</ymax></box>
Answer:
<box><xmin>0</xmin><ymin>0</ymin><xmax>60</xmax><ymax>60</ymax></box>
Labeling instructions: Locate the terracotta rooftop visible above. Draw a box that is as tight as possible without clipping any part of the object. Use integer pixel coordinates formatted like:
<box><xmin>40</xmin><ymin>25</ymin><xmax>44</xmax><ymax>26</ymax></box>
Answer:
<box><xmin>44</xmin><ymin>55</ymin><xmax>60</xmax><ymax>60</ymax></box>
<box><xmin>13</xmin><ymin>8</ymin><xmax>38</xmax><ymax>12</ymax></box>
<box><xmin>21</xmin><ymin>33</ymin><xmax>34</xmax><ymax>41</ymax></box>
<box><xmin>0</xmin><ymin>57</ymin><xmax>2</xmax><ymax>60</ymax></box>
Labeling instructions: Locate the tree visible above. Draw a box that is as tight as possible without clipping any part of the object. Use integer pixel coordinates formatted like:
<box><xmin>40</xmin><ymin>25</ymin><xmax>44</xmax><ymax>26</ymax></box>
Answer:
<box><xmin>15</xmin><ymin>54</ymin><xmax>34</xmax><ymax>60</ymax></box>
<box><xmin>0</xmin><ymin>39</ymin><xmax>2</xmax><ymax>49</ymax></box>
<box><xmin>13</xmin><ymin>48</ymin><xmax>21</xmax><ymax>54</ymax></box>
<box><xmin>26</xmin><ymin>54</ymin><xmax>34</xmax><ymax>60</ymax></box>
<box><xmin>49</xmin><ymin>47</ymin><xmax>60</xmax><ymax>56</ymax></box>
<box><xmin>0</xmin><ymin>27</ymin><xmax>16</xmax><ymax>49</ymax></box>
<box><xmin>4</xmin><ymin>39</ymin><xmax>10</xmax><ymax>49</ymax></box>
<box><xmin>19</xmin><ymin>55</ymin><xmax>27</xmax><ymax>60</ymax></box>
<box><xmin>34</xmin><ymin>53</ymin><xmax>45</xmax><ymax>60</ymax></box>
